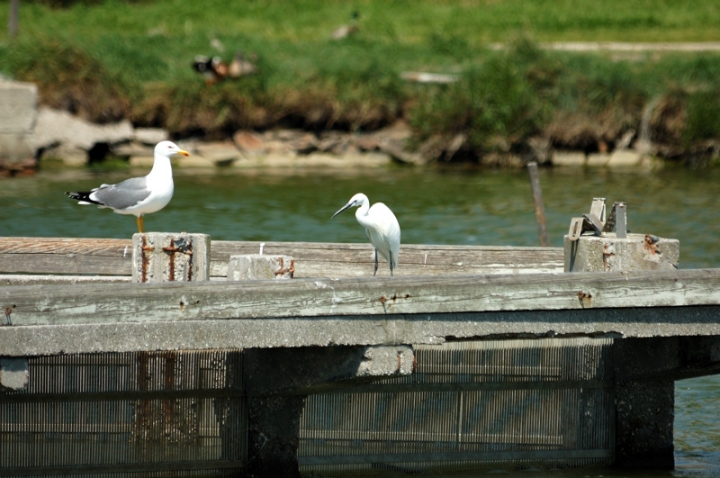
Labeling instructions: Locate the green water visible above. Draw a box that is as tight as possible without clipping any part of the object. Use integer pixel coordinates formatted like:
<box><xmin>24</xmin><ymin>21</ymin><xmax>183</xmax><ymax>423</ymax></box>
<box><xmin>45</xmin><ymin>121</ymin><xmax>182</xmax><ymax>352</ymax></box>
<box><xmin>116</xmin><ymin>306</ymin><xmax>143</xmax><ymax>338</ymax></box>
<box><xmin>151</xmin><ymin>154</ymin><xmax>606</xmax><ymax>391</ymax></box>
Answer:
<box><xmin>3</xmin><ymin>166</ymin><xmax>720</xmax><ymax>268</ymax></box>
<box><xmin>1</xmin><ymin>165</ymin><xmax>719</xmax><ymax>476</ymax></box>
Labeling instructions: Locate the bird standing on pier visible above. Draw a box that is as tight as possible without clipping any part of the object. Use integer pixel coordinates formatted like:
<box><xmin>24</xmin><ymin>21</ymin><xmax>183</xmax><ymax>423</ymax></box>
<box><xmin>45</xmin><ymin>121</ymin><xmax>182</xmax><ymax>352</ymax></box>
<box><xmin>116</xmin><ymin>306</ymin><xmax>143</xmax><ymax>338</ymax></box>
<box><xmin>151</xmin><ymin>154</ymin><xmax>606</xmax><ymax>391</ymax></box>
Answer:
<box><xmin>332</xmin><ymin>193</ymin><xmax>400</xmax><ymax>276</ymax></box>
<box><xmin>66</xmin><ymin>141</ymin><xmax>189</xmax><ymax>233</ymax></box>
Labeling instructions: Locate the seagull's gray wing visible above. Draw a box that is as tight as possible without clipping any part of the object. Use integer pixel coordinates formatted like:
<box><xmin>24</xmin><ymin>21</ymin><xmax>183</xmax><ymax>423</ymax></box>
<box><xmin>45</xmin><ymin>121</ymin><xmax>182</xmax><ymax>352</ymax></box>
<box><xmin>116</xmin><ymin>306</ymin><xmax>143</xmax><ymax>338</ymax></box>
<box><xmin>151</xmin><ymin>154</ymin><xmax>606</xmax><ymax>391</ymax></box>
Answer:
<box><xmin>90</xmin><ymin>177</ymin><xmax>151</xmax><ymax>210</ymax></box>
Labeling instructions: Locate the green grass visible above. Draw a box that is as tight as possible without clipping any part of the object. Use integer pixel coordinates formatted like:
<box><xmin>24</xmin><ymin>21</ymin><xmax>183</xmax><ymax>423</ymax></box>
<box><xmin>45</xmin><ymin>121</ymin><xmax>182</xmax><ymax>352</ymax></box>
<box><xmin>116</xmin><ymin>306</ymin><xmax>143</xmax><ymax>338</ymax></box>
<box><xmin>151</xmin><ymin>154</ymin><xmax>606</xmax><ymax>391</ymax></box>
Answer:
<box><xmin>1</xmin><ymin>0</ymin><xmax>720</xmax><ymax>161</ymax></box>
<box><xmin>6</xmin><ymin>0</ymin><xmax>720</xmax><ymax>46</ymax></box>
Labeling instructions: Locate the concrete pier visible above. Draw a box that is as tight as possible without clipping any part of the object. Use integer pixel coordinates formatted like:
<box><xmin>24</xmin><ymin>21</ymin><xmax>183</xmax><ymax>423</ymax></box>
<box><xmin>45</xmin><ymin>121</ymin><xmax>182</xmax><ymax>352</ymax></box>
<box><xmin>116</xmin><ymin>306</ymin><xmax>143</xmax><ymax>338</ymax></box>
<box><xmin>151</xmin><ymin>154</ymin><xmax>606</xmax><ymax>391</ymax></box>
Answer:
<box><xmin>1</xmin><ymin>234</ymin><xmax>720</xmax><ymax>476</ymax></box>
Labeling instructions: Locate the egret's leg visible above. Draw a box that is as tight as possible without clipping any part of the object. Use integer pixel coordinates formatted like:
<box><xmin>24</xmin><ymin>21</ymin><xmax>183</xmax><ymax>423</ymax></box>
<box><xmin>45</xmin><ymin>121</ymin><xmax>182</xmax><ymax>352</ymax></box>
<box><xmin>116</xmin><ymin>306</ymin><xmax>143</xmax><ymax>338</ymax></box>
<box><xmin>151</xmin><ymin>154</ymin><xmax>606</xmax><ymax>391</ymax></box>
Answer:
<box><xmin>373</xmin><ymin>249</ymin><xmax>379</xmax><ymax>277</ymax></box>
<box><xmin>136</xmin><ymin>216</ymin><xmax>145</xmax><ymax>233</ymax></box>
<box><xmin>389</xmin><ymin>252</ymin><xmax>394</xmax><ymax>276</ymax></box>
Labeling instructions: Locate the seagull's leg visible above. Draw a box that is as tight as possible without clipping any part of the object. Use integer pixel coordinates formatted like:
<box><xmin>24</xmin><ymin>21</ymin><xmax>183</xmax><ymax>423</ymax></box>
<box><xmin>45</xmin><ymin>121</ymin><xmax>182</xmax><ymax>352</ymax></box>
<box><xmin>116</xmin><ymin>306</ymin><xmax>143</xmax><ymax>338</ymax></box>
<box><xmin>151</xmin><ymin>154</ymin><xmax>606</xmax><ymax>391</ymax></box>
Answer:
<box><xmin>373</xmin><ymin>249</ymin><xmax>379</xmax><ymax>277</ymax></box>
<box><xmin>389</xmin><ymin>252</ymin><xmax>394</xmax><ymax>276</ymax></box>
<box><xmin>136</xmin><ymin>216</ymin><xmax>145</xmax><ymax>233</ymax></box>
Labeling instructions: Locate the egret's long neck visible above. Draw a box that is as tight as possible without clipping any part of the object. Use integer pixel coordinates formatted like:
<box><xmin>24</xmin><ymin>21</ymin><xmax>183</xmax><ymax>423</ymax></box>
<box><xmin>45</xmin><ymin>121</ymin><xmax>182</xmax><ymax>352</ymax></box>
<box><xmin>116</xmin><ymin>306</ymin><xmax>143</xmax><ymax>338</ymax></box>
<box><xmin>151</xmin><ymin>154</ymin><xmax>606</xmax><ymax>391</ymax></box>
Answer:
<box><xmin>147</xmin><ymin>155</ymin><xmax>173</xmax><ymax>184</ymax></box>
<box><xmin>354</xmin><ymin>199</ymin><xmax>372</xmax><ymax>228</ymax></box>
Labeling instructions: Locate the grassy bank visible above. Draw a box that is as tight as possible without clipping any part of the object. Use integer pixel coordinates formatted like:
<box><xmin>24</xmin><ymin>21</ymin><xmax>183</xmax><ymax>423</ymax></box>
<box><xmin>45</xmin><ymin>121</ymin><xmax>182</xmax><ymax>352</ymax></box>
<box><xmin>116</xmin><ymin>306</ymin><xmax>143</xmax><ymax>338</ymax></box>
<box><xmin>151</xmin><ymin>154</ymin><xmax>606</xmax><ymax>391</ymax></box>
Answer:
<box><xmin>1</xmin><ymin>0</ymin><xmax>720</xmax><ymax>163</ymax></box>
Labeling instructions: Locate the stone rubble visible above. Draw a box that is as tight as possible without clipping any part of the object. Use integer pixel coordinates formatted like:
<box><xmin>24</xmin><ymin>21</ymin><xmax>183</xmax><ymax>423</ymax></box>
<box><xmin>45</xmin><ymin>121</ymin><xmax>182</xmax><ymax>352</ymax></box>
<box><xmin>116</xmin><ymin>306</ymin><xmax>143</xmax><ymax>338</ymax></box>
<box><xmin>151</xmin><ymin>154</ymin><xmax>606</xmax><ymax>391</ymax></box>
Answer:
<box><xmin>0</xmin><ymin>79</ymin><xmax>674</xmax><ymax>175</ymax></box>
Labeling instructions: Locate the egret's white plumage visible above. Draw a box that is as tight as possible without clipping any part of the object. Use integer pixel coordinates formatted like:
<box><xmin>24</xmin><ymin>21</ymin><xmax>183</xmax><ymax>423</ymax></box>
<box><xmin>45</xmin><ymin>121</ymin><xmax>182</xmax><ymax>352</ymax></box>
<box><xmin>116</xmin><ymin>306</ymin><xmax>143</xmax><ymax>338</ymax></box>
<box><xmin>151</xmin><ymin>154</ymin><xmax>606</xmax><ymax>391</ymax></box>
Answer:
<box><xmin>332</xmin><ymin>193</ymin><xmax>400</xmax><ymax>276</ymax></box>
<box><xmin>66</xmin><ymin>141</ymin><xmax>189</xmax><ymax>233</ymax></box>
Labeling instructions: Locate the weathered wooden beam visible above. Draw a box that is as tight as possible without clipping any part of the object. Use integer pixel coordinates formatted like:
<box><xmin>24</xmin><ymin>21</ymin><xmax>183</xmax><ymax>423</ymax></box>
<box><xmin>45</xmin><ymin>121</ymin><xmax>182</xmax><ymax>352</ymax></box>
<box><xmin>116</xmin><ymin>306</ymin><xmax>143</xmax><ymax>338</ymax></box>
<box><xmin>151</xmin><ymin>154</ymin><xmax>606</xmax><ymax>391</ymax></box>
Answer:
<box><xmin>1</xmin><ymin>267</ymin><xmax>719</xmax><ymax>355</ymax></box>
<box><xmin>0</xmin><ymin>268</ymin><xmax>719</xmax><ymax>327</ymax></box>
<box><xmin>0</xmin><ymin>237</ymin><xmax>130</xmax><ymax>275</ymax></box>
<box><xmin>0</xmin><ymin>237</ymin><xmax>564</xmax><ymax>277</ymax></box>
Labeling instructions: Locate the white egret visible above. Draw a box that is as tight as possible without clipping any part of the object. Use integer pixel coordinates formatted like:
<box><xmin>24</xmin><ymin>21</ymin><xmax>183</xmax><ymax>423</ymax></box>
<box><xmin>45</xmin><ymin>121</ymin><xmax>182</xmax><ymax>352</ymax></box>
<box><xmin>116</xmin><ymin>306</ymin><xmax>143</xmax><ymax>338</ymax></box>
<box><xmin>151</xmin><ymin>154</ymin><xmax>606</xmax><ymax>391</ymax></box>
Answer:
<box><xmin>66</xmin><ymin>141</ymin><xmax>189</xmax><ymax>233</ymax></box>
<box><xmin>332</xmin><ymin>193</ymin><xmax>400</xmax><ymax>276</ymax></box>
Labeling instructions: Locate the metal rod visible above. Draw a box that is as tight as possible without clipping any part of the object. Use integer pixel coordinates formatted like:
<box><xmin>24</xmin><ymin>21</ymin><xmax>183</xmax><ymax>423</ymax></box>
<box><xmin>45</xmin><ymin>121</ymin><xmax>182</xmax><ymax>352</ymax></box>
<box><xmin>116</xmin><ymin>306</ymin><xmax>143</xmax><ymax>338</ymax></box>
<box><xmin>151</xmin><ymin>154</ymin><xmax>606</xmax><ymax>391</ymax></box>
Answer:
<box><xmin>8</xmin><ymin>0</ymin><xmax>19</xmax><ymax>38</ymax></box>
<box><xmin>527</xmin><ymin>162</ymin><xmax>550</xmax><ymax>247</ymax></box>
<box><xmin>298</xmin><ymin>448</ymin><xmax>612</xmax><ymax>466</ymax></box>
<box><xmin>616</xmin><ymin>202</ymin><xmax>627</xmax><ymax>238</ymax></box>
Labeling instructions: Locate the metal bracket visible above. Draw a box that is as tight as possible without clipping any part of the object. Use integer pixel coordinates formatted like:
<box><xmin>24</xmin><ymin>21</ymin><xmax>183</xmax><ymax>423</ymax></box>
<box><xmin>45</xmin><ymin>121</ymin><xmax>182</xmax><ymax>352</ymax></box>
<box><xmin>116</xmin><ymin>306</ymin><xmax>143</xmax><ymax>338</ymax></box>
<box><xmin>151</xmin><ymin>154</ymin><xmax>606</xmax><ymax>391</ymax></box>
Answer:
<box><xmin>567</xmin><ymin>198</ymin><xmax>627</xmax><ymax>241</ymax></box>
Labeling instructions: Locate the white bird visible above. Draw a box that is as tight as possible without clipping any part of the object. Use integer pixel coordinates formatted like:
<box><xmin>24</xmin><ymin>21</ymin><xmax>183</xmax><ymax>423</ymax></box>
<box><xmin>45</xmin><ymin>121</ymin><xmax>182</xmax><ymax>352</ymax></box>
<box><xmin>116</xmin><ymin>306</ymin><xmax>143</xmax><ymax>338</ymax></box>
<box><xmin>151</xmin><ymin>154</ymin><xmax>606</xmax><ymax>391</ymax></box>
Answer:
<box><xmin>66</xmin><ymin>141</ymin><xmax>190</xmax><ymax>233</ymax></box>
<box><xmin>332</xmin><ymin>193</ymin><xmax>400</xmax><ymax>276</ymax></box>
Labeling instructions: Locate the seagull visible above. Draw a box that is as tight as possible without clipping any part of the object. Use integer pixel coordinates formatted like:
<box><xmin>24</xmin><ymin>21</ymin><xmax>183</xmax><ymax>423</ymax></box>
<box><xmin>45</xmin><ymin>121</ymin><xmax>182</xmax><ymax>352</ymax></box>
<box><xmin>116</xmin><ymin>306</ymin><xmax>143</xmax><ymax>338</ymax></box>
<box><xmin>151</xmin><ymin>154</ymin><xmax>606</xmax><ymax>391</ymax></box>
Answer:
<box><xmin>66</xmin><ymin>141</ymin><xmax>189</xmax><ymax>233</ymax></box>
<box><xmin>332</xmin><ymin>193</ymin><xmax>400</xmax><ymax>276</ymax></box>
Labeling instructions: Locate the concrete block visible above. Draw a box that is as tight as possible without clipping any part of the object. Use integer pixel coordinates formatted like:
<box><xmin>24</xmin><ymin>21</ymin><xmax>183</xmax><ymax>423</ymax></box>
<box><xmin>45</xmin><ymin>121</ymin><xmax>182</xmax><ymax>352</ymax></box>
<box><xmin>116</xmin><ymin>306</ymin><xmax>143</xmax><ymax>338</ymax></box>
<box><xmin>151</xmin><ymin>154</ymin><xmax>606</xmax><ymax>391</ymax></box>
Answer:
<box><xmin>31</xmin><ymin>107</ymin><xmax>133</xmax><ymax>152</ymax></box>
<box><xmin>587</xmin><ymin>152</ymin><xmax>610</xmax><ymax>167</ymax></box>
<box><xmin>175</xmin><ymin>155</ymin><xmax>216</xmax><ymax>168</ymax></box>
<box><xmin>552</xmin><ymin>151</ymin><xmax>586</xmax><ymax>166</ymax></box>
<box><xmin>608</xmin><ymin>149</ymin><xmax>641</xmax><ymax>167</ymax></box>
<box><xmin>228</xmin><ymin>254</ymin><xmax>295</xmax><ymax>280</ymax></box>
<box><xmin>0</xmin><ymin>357</ymin><xmax>29</xmax><ymax>391</ymax></box>
<box><xmin>564</xmin><ymin>233</ymin><xmax>679</xmax><ymax>272</ymax></box>
<box><xmin>0</xmin><ymin>81</ymin><xmax>37</xmax><ymax>133</ymax></box>
<box><xmin>233</xmin><ymin>130</ymin><xmax>266</xmax><ymax>157</ymax></box>
<box><xmin>128</xmin><ymin>155</ymin><xmax>155</xmax><ymax>168</ymax></box>
<box><xmin>0</xmin><ymin>133</ymin><xmax>34</xmax><ymax>162</ymax></box>
<box><xmin>40</xmin><ymin>143</ymin><xmax>87</xmax><ymax>166</ymax></box>
<box><xmin>195</xmin><ymin>141</ymin><xmax>241</xmax><ymax>165</ymax></box>
<box><xmin>356</xmin><ymin>345</ymin><xmax>414</xmax><ymax>377</ymax></box>
<box><xmin>113</xmin><ymin>141</ymin><xmax>153</xmax><ymax>158</ymax></box>
<box><xmin>134</xmin><ymin>127</ymin><xmax>168</xmax><ymax>145</ymax></box>
<box><xmin>132</xmin><ymin>233</ymin><xmax>211</xmax><ymax>283</ymax></box>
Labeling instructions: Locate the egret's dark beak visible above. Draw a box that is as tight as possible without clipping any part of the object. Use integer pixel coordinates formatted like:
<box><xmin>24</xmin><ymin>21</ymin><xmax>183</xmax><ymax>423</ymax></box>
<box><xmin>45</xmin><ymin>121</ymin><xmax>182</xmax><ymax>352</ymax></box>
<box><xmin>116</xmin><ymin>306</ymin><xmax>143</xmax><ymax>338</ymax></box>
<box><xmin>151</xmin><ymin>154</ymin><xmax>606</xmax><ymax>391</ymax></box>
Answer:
<box><xmin>332</xmin><ymin>202</ymin><xmax>352</xmax><ymax>219</ymax></box>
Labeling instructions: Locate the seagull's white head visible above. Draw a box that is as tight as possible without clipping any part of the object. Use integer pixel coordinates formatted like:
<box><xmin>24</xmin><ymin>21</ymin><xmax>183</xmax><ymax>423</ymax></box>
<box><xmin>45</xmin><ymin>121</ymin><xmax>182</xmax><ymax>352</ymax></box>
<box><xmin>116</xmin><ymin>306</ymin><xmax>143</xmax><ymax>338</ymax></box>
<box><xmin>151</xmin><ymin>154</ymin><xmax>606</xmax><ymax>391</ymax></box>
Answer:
<box><xmin>155</xmin><ymin>141</ymin><xmax>190</xmax><ymax>158</ymax></box>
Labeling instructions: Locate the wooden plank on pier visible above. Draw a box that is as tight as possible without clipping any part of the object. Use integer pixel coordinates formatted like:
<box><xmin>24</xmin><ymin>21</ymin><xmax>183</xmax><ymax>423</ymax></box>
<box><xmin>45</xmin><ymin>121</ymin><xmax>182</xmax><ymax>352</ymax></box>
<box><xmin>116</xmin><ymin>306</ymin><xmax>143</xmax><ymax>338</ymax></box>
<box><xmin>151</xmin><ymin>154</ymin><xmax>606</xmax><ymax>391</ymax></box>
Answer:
<box><xmin>211</xmin><ymin>241</ymin><xmax>564</xmax><ymax>277</ymax></box>
<box><xmin>1</xmin><ymin>268</ymin><xmax>719</xmax><ymax>327</ymax></box>
<box><xmin>0</xmin><ymin>237</ymin><xmax>563</xmax><ymax>278</ymax></box>
<box><xmin>0</xmin><ymin>237</ymin><xmax>131</xmax><ymax>275</ymax></box>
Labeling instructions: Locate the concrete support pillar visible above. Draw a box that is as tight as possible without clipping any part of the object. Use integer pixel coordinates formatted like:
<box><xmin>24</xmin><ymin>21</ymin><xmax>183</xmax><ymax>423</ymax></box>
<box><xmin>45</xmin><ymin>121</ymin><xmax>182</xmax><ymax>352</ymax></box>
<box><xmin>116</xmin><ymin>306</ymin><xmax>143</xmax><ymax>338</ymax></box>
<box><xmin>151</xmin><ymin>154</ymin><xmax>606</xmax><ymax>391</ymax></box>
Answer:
<box><xmin>132</xmin><ymin>232</ymin><xmax>210</xmax><ymax>283</ymax></box>
<box><xmin>243</xmin><ymin>345</ymin><xmax>413</xmax><ymax>477</ymax></box>
<box><xmin>613</xmin><ymin>338</ymin><xmax>675</xmax><ymax>468</ymax></box>
<box><xmin>565</xmin><ymin>232</ymin><xmax>680</xmax><ymax>469</ymax></box>
<box><xmin>227</xmin><ymin>254</ymin><xmax>294</xmax><ymax>280</ymax></box>
<box><xmin>246</xmin><ymin>394</ymin><xmax>305</xmax><ymax>478</ymax></box>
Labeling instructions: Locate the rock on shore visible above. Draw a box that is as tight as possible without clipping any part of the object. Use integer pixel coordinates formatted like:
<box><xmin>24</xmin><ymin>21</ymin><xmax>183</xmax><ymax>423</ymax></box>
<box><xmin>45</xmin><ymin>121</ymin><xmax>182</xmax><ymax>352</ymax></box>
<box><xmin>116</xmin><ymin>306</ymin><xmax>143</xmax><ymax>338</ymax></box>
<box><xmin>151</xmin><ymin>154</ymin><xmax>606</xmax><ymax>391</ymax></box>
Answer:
<box><xmin>0</xmin><ymin>79</ymin><xmax>672</xmax><ymax>174</ymax></box>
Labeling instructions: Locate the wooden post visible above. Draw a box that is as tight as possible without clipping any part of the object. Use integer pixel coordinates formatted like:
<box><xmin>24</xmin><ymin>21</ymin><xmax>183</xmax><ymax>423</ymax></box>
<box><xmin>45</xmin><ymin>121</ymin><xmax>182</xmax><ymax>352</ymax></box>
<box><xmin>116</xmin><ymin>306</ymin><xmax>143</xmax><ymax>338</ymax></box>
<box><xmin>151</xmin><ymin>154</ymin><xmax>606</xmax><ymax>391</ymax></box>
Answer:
<box><xmin>527</xmin><ymin>161</ymin><xmax>550</xmax><ymax>247</ymax></box>
<box><xmin>8</xmin><ymin>0</ymin><xmax>19</xmax><ymax>38</ymax></box>
<box><xmin>132</xmin><ymin>233</ymin><xmax>210</xmax><ymax>283</ymax></box>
